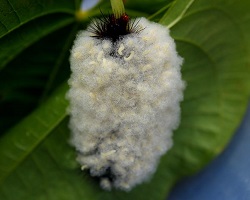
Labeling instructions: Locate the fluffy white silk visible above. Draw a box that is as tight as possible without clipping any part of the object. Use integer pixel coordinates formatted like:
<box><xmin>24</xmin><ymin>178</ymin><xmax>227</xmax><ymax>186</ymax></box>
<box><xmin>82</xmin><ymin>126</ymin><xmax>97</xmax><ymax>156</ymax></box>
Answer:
<box><xmin>67</xmin><ymin>17</ymin><xmax>185</xmax><ymax>191</ymax></box>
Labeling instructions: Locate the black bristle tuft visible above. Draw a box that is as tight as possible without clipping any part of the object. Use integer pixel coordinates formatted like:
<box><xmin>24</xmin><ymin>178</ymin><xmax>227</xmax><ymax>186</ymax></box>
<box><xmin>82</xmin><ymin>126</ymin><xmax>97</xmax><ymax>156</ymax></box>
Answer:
<box><xmin>88</xmin><ymin>12</ymin><xmax>144</xmax><ymax>42</ymax></box>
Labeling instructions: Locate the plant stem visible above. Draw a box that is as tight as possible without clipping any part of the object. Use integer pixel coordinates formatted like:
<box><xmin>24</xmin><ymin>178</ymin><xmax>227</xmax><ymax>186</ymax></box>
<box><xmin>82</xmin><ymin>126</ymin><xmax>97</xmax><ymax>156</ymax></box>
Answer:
<box><xmin>110</xmin><ymin>0</ymin><xmax>125</xmax><ymax>18</ymax></box>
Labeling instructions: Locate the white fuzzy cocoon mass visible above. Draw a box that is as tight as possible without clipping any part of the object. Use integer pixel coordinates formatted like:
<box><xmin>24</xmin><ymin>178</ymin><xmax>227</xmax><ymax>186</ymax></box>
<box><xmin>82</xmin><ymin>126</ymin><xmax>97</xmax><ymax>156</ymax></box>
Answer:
<box><xmin>67</xmin><ymin>17</ymin><xmax>185</xmax><ymax>191</ymax></box>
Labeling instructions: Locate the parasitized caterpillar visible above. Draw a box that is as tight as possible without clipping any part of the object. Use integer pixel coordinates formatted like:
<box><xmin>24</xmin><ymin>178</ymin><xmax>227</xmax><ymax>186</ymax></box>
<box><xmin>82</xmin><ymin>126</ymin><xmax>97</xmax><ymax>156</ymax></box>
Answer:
<box><xmin>67</xmin><ymin>0</ymin><xmax>185</xmax><ymax>191</ymax></box>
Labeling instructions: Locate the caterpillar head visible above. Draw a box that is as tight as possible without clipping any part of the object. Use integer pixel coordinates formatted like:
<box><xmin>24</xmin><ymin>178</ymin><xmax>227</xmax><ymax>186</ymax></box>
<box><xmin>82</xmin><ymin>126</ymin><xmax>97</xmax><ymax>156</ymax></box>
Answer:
<box><xmin>88</xmin><ymin>13</ymin><xmax>143</xmax><ymax>42</ymax></box>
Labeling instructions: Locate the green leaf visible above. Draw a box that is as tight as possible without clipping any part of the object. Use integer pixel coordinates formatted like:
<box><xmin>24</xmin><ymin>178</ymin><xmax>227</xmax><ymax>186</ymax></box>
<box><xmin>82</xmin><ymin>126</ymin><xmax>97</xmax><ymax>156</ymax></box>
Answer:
<box><xmin>1</xmin><ymin>0</ymin><xmax>250</xmax><ymax>200</ymax></box>
<box><xmin>159</xmin><ymin>0</ymin><xmax>195</xmax><ymax>28</ymax></box>
<box><xmin>0</xmin><ymin>83</ymin><xmax>69</xmax><ymax>183</ymax></box>
<box><xmin>0</xmin><ymin>0</ymin><xmax>75</xmax><ymax>37</ymax></box>
<box><xmin>124</xmin><ymin>0</ymin><xmax>174</xmax><ymax>14</ymax></box>
<box><xmin>0</xmin><ymin>0</ymin><xmax>79</xmax><ymax>70</ymax></box>
<box><xmin>92</xmin><ymin>0</ymin><xmax>175</xmax><ymax>19</ymax></box>
<box><xmin>0</xmin><ymin>14</ymin><xmax>74</xmax><ymax>70</ymax></box>
<box><xmin>0</xmin><ymin>0</ymin><xmax>84</xmax><ymax>133</ymax></box>
<box><xmin>164</xmin><ymin>0</ymin><xmax>250</xmax><ymax>178</ymax></box>
<box><xmin>0</xmin><ymin>23</ymin><xmax>79</xmax><ymax>134</ymax></box>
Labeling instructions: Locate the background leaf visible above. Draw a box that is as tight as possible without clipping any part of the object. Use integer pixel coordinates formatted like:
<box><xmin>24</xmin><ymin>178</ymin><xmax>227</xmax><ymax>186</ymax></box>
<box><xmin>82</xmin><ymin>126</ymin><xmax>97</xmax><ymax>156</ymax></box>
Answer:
<box><xmin>0</xmin><ymin>83</ymin><xmax>68</xmax><ymax>183</ymax></box>
<box><xmin>167</xmin><ymin>0</ymin><xmax>250</xmax><ymax>177</ymax></box>
<box><xmin>159</xmin><ymin>0</ymin><xmax>195</xmax><ymax>28</ymax></box>
<box><xmin>124</xmin><ymin>0</ymin><xmax>174</xmax><ymax>15</ymax></box>
<box><xmin>0</xmin><ymin>0</ymin><xmax>79</xmax><ymax>134</ymax></box>
<box><xmin>0</xmin><ymin>23</ymin><xmax>80</xmax><ymax>134</ymax></box>
<box><xmin>0</xmin><ymin>0</ymin><xmax>79</xmax><ymax>70</ymax></box>
<box><xmin>89</xmin><ymin>0</ymin><xmax>176</xmax><ymax>19</ymax></box>
<box><xmin>0</xmin><ymin>0</ymin><xmax>250</xmax><ymax>200</ymax></box>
